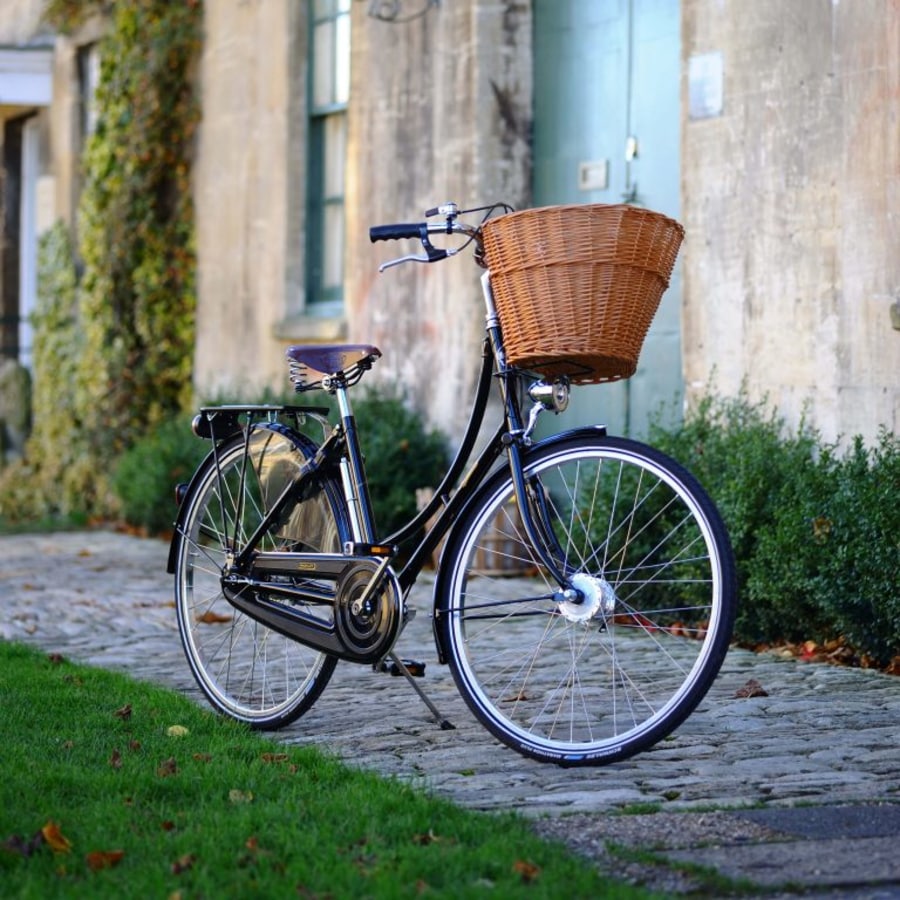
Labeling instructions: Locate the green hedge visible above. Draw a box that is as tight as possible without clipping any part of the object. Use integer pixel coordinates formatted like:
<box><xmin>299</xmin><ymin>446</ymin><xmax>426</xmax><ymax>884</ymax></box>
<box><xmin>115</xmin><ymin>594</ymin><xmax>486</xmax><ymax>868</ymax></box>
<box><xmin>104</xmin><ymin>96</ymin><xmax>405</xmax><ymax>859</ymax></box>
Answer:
<box><xmin>112</xmin><ymin>388</ymin><xmax>448</xmax><ymax>541</ymax></box>
<box><xmin>649</xmin><ymin>392</ymin><xmax>900</xmax><ymax>665</ymax></box>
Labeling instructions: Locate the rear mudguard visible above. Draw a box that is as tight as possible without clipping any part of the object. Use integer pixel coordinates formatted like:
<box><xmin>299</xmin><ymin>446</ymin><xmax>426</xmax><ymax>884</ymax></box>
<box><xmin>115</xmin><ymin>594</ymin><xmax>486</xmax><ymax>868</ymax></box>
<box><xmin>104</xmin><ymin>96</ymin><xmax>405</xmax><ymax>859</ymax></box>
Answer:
<box><xmin>166</xmin><ymin>422</ymin><xmax>326</xmax><ymax>574</ymax></box>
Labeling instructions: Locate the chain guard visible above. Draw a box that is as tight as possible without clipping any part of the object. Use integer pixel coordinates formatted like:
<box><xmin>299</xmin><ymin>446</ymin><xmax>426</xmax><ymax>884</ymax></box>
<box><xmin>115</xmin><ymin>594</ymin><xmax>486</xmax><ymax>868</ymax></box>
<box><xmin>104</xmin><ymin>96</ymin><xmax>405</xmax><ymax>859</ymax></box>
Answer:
<box><xmin>222</xmin><ymin>553</ymin><xmax>402</xmax><ymax>663</ymax></box>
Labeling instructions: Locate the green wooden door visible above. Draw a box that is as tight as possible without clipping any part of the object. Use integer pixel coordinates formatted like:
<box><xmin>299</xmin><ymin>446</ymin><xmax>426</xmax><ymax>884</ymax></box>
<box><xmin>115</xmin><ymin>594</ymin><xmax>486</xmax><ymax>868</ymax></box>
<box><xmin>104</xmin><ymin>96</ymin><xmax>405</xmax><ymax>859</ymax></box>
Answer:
<box><xmin>533</xmin><ymin>0</ymin><xmax>682</xmax><ymax>437</ymax></box>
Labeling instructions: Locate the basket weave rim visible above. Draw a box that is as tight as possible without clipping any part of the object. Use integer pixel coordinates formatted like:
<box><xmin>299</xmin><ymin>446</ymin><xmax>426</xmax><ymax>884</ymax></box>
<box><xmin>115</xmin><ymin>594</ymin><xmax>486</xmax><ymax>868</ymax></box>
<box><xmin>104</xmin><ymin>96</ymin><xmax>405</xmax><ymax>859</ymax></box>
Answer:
<box><xmin>482</xmin><ymin>202</ymin><xmax>685</xmax><ymax>234</ymax></box>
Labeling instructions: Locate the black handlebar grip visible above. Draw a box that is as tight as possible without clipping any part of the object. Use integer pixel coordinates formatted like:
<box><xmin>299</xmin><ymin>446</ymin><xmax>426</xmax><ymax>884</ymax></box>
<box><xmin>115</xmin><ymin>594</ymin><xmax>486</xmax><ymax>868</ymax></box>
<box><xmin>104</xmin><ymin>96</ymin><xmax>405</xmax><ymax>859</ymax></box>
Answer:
<box><xmin>369</xmin><ymin>223</ymin><xmax>424</xmax><ymax>243</ymax></box>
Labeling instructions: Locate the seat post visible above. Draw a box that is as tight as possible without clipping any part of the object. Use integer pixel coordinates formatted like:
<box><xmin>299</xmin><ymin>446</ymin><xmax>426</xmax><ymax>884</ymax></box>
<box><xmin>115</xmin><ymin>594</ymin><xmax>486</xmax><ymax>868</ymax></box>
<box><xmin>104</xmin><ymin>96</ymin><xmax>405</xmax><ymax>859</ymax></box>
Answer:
<box><xmin>334</xmin><ymin>382</ymin><xmax>377</xmax><ymax>544</ymax></box>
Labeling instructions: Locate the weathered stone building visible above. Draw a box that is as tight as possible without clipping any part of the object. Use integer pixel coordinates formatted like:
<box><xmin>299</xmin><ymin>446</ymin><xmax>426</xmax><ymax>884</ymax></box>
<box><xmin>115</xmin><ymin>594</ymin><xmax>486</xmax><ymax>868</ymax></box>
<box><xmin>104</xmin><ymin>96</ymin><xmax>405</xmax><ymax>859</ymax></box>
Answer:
<box><xmin>1</xmin><ymin>0</ymin><xmax>897</xmax><ymax>449</ymax></box>
<box><xmin>682</xmin><ymin>0</ymin><xmax>900</xmax><ymax>443</ymax></box>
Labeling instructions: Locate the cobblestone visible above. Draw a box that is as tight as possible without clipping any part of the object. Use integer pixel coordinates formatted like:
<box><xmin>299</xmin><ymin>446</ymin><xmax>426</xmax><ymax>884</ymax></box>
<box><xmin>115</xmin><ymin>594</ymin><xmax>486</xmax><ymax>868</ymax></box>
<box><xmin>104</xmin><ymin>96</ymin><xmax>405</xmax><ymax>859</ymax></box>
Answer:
<box><xmin>3</xmin><ymin>530</ymin><xmax>900</xmax><ymax>896</ymax></box>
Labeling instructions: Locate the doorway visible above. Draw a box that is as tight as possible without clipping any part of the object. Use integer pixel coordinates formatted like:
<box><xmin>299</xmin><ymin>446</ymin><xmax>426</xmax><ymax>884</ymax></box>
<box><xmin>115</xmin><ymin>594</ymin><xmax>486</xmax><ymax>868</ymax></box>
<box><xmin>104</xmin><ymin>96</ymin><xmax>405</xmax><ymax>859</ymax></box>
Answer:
<box><xmin>533</xmin><ymin>0</ymin><xmax>682</xmax><ymax>437</ymax></box>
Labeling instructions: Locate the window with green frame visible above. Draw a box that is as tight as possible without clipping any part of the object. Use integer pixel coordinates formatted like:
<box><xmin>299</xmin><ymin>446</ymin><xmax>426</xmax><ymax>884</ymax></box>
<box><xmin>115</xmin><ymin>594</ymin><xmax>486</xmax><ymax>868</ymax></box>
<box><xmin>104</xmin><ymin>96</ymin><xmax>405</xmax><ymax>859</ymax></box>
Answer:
<box><xmin>307</xmin><ymin>0</ymin><xmax>350</xmax><ymax>314</ymax></box>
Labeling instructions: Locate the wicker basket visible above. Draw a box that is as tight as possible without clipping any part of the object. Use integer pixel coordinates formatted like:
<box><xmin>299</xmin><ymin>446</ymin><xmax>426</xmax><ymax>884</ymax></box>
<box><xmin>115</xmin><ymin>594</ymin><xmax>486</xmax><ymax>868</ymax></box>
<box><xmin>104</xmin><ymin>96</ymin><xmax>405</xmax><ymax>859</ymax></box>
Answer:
<box><xmin>481</xmin><ymin>203</ymin><xmax>685</xmax><ymax>383</ymax></box>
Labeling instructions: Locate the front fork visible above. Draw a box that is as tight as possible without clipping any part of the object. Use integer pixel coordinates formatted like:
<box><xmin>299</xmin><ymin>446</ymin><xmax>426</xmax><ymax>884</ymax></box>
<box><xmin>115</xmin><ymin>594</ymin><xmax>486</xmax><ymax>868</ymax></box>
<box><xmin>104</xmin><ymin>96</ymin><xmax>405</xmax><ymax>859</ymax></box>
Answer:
<box><xmin>479</xmin><ymin>270</ymin><xmax>580</xmax><ymax>599</ymax></box>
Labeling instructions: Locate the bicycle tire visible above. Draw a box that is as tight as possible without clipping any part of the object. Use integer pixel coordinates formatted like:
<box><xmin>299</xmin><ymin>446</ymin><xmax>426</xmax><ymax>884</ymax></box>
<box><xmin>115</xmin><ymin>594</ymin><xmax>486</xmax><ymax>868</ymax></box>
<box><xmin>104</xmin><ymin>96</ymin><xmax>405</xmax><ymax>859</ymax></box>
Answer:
<box><xmin>173</xmin><ymin>424</ymin><xmax>348</xmax><ymax>729</ymax></box>
<box><xmin>436</xmin><ymin>432</ymin><xmax>737</xmax><ymax>766</ymax></box>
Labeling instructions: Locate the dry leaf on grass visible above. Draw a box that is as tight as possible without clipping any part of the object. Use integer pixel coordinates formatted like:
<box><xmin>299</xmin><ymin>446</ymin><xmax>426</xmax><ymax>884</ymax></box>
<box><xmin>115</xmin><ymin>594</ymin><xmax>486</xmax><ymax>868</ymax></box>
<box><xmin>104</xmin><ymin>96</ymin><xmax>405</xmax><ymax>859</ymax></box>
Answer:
<box><xmin>86</xmin><ymin>849</ymin><xmax>125</xmax><ymax>871</ymax></box>
<box><xmin>41</xmin><ymin>821</ymin><xmax>72</xmax><ymax>854</ymax></box>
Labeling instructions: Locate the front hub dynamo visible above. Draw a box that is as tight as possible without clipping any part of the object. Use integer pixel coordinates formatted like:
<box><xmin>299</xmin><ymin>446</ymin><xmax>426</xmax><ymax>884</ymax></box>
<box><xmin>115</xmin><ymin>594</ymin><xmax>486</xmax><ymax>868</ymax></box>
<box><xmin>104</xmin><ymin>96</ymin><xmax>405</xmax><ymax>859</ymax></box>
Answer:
<box><xmin>558</xmin><ymin>572</ymin><xmax>617</xmax><ymax>624</ymax></box>
<box><xmin>335</xmin><ymin>559</ymin><xmax>402</xmax><ymax>659</ymax></box>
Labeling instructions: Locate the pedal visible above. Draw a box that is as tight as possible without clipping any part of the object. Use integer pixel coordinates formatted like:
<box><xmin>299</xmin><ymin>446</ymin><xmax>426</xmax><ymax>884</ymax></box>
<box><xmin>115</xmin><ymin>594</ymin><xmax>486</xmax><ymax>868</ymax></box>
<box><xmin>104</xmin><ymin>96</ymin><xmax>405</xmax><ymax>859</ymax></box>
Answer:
<box><xmin>378</xmin><ymin>658</ymin><xmax>426</xmax><ymax>678</ymax></box>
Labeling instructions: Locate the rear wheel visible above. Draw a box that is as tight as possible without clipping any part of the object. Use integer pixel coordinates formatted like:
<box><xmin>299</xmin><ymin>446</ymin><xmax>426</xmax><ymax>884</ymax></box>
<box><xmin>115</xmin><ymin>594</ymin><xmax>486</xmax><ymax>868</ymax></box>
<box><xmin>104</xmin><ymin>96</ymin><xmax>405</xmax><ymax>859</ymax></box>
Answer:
<box><xmin>173</xmin><ymin>426</ymin><xmax>347</xmax><ymax>729</ymax></box>
<box><xmin>437</xmin><ymin>434</ymin><xmax>737</xmax><ymax>765</ymax></box>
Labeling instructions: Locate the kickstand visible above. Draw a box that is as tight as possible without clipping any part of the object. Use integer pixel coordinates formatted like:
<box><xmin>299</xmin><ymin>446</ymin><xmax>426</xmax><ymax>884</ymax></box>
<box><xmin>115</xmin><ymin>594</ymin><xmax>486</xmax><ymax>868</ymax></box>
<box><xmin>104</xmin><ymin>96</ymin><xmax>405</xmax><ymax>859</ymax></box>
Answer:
<box><xmin>386</xmin><ymin>651</ymin><xmax>455</xmax><ymax>731</ymax></box>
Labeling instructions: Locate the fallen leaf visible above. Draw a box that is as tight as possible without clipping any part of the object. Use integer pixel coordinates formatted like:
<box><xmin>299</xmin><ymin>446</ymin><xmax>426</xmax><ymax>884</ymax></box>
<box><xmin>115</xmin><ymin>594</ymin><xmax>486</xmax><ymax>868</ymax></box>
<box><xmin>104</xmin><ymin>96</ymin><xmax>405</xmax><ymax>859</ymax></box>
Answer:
<box><xmin>501</xmin><ymin>691</ymin><xmax>530</xmax><ymax>703</ymax></box>
<box><xmin>161</xmin><ymin>821</ymin><xmax>176</xmax><ymax>832</ymax></box>
<box><xmin>48</xmin><ymin>653</ymin><xmax>66</xmax><ymax>665</ymax></box>
<box><xmin>109</xmin><ymin>748</ymin><xmax>122</xmax><ymax>769</ymax></box>
<box><xmin>85</xmin><ymin>849</ymin><xmax>125</xmax><ymax>871</ymax></box>
<box><xmin>114</xmin><ymin>704</ymin><xmax>132</xmax><ymax>721</ymax></box>
<box><xmin>196</xmin><ymin>610</ymin><xmax>233</xmax><ymax>625</ymax></box>
<box><xmin>228</xmin><ymin>789</ymin><xmax>254</xmax><ymax>804</ymax></box>
<box><xmin>157</xmin><ymin>757</ymin><xmax>179</xmax><ymax>778</ymax></box>
<box><xmin>166</xmin><ymin>725</ymin><xmax>189</xmax><ymax>738</ymax></box>
<box><xmin>412</xmin><ymin>829</ymin><xmax>441</xmax><ymax>845</ymax></box>
<box><xmin>41</xmin><ymin>821</ymin><xmax>72</xmax><ymax>854</ymax></box>
<box><xmin>128</xmin><ymin>740</ymin><xmax>142</xmax><ymax>752</ymax></box>
<box><xmin>512</xmin><ymin>859</ymin><xmax>541</xmax><ymax>883</ymax></box>
<box><xmin>800</xmin><ymin>640</ymin><xmax>819</xmax><ymax>660</ymax></box>
<box><xmin>260</xmin><ymin>753</ymin><xmax>288</xmax><ymax>764</ymax></box>
<box><xmin>734</xmin><ymin>678</ymin><xmax>768</xmax><ymax>698</ymax></box>
<box><xmin>193</xmin><ymin>752</ymin><xmax>212</xmax><ymax>762</ymax></box>
<box><xmin>171</xmin><ymin>853</ymin><xmax>196</xmax><ymax>874</ymax></box>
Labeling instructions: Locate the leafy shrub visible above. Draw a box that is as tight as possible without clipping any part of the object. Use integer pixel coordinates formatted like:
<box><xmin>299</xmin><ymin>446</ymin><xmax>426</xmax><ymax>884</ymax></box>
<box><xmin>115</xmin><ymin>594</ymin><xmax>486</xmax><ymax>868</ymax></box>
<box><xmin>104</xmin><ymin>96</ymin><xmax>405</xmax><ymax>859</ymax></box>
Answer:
<box><xmin>350</xmin><ymin>387</ymin><xmax>449</xmax><ymax>541</ymax></box>
<box><xmin>811</xmin><ymin>430</ymin><xmax>900</xmax><ymax>663</ymax></box>
<box><xmin>650</xmin><ymin>392</ymin><xmax>900</xmax><ymax>664</ymax></box>
<box><xmin>112</xmin><ymin>415</ymin><xmax>208</xmax><ymax>534</ymax></box>
<box><xmin>112</xmin><ymin>388</ymin><xmax>448</xmax><ymax>542</ymax></box>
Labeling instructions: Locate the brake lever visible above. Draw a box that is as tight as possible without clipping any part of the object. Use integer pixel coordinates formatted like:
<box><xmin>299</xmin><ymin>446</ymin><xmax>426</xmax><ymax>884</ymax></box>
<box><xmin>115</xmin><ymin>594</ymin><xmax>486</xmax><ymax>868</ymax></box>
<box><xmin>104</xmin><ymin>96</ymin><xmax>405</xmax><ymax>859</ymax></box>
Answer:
<box><xmin>378</xmin><ymin>247</ymin><xmax>456</xmax><ymax>273</ymax></box>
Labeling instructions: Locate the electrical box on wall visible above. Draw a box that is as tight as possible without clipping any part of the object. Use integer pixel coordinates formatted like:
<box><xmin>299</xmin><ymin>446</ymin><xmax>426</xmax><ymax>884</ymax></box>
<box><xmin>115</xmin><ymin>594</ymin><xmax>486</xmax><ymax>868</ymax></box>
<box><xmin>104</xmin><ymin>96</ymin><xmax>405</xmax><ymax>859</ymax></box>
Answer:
<box><xmin>578</xmin><ymin>159</ymin><xmax>609</xmax><ymax>191</ymax></box>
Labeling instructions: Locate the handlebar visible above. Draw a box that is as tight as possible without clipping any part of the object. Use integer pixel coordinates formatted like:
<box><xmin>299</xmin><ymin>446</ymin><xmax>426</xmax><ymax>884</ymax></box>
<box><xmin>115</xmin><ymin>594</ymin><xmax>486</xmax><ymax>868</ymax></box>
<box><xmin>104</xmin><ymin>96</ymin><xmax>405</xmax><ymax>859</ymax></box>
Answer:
<box><xmin>369</xmin><ymin>223</ymin><xmax>426</xmax><ymax>242</ymax></box>
<box><xmin>369</xmin><ymin>201</ymin><xmax>511</xmax><ymax>273</ymax></box>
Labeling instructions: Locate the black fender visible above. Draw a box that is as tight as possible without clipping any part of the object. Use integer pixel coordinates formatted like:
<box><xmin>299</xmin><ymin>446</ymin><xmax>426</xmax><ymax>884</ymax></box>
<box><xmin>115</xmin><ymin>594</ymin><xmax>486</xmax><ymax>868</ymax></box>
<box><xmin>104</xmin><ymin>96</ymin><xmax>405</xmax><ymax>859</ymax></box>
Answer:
<box><xmin>431</xmin><ymin>425</ymin><xmax>607</xmax><ymax>663</ymax></box>
<box><xmin>166</xmin><ymin>423</ymin><xmax>326</xmax><ymax>574</ymax></box>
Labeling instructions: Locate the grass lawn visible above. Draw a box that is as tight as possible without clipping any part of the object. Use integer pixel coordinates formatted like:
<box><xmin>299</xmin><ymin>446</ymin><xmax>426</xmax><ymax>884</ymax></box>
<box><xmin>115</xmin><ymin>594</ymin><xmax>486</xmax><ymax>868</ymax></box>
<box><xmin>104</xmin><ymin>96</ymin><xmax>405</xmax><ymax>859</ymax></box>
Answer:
<box><xmin>0</xmin><ymin>641</ymin><xmax>651</xmax><ymax>898</ymax></box>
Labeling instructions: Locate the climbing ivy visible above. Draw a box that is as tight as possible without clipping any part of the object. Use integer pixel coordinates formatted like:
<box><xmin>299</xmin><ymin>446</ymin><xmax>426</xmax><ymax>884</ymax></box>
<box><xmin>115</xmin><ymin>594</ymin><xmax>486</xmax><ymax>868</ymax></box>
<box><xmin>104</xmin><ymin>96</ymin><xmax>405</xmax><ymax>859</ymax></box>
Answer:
<box><xmin>0</xmin><ymin>0</ymin><xmax>202</xmax><ymax>522</ymax></box>
<box><xmin>72</xmin><ymin>0</ymin><xmax>201</xmax><ymax>456</ymax></box>
<box><xmin>0</xmin><ymin>223</ymin><xmax>97</xmax><ymax>522</ymax></box>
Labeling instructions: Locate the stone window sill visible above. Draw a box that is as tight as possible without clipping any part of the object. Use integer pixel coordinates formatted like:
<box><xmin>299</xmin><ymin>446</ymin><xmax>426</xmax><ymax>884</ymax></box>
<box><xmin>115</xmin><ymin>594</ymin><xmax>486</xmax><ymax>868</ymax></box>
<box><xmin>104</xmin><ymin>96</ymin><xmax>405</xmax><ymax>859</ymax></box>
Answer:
<box><xmin>273</xmin><ymin>314</ymin><xmax>347</xmax><ymax>343</ymax></box>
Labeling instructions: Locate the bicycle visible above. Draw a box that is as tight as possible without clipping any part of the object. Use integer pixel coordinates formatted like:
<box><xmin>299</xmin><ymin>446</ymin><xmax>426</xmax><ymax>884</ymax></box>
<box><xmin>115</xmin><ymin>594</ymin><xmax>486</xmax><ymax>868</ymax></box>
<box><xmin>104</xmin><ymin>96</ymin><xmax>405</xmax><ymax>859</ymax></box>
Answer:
<box><xmin>168</xmin><ymin>201</ymin><xmax>737</xmax><ymax>766</ymax></box>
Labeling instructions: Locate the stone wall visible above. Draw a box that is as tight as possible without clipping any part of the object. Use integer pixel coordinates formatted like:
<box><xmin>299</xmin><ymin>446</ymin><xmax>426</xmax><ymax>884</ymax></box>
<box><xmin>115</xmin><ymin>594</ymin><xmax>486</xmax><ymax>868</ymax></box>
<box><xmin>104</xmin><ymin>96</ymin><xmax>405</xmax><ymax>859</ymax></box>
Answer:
<box><xmin>193</xmin><ymin>0</ymin><xmax>532</xmax><ymax>435</ymax></box>
<box><xmin>345</xmin><ymin>1</ymin><xmax>532</xmax><ymax>435</ymax></box>
<box><xmin>682</xmin><ymin>0</ymin><xmax>899</xmax><ymax>444</ymax></box>
<box><xmin>192</xmin><ymin>0</ymin><xmax>305</xmax><ymax>399</ymax></box>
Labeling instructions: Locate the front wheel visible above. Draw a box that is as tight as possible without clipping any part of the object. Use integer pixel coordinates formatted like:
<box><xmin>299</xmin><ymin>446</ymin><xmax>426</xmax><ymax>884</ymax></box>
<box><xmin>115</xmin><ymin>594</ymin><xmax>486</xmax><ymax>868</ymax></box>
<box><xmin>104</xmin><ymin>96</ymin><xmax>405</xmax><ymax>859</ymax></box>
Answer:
<box><xmin>436</xmin><ymin>433</ymin><xmax>737</xmax><ymax>766</ymax></box>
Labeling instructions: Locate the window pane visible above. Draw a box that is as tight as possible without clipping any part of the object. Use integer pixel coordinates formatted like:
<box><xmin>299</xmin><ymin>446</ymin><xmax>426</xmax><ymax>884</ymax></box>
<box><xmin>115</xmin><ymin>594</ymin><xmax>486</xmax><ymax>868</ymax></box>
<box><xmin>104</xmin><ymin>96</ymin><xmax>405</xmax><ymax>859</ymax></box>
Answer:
<box><xmin>313</xmin><ymin>20</ymin><xmax>334</xmax><ymax>108</ymax></box>
<box><xmin>335</xmin><ymin>13</ymin><xmax>350</xmax><ymax>104</ymax></box>
<box><xmin>323</xmin><ymin>114</ymin><xmax>346</xmax><ymax>197</ymax></box>
<box><xmin>322</xmin><ymin>204</ymin><xmax>344</xmax><ymax>289</ymax></box>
